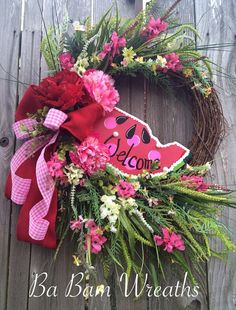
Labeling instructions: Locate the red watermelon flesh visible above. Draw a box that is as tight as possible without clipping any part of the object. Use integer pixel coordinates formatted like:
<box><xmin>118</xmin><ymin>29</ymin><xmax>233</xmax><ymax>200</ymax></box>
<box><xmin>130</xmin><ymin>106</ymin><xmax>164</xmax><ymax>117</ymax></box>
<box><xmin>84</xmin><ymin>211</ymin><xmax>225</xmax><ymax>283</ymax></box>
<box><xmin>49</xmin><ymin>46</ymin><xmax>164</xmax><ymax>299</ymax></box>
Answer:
<box><xmin>93</xmin><ymin>108</ymin><xmax>190</xmax><ymax>176</ymax></box>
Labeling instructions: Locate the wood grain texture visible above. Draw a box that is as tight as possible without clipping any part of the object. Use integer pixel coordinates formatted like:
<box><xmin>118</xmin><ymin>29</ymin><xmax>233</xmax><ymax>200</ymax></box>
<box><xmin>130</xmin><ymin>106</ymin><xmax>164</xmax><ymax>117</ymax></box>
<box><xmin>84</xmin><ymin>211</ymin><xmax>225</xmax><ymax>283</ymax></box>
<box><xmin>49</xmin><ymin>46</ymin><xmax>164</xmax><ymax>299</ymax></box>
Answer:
<box><xmin>6</xmin><ymin>1</ymin><xmax>43</xmax><ymax>308</ymax></box>
<box><xmin>0</xmin><ymin>0</ymin><xmax>235</xmax><ymax>309</ymax></box>
<box><xmin>0</xmin><ymin>0</ymin><xmax>22</xmax><ymax>309</ymax></box>
<box><xmin>147</xmin><ymin>1</ymin><xmax>208</xmax><ymax>308</ymax></box>
<box><xmin>195</xmin><ymin>1</ymin><xmax>236</xmax><ymax>309</ymax></box>
<box><xmin>114</xmin><ymin>77</ymin><xmax>148</xmax><ymax>310</ymax></box>
<box><xmin>28</xmin><ymin>1</ymin><xmax>87</xmax><ymax>310</ymax></box>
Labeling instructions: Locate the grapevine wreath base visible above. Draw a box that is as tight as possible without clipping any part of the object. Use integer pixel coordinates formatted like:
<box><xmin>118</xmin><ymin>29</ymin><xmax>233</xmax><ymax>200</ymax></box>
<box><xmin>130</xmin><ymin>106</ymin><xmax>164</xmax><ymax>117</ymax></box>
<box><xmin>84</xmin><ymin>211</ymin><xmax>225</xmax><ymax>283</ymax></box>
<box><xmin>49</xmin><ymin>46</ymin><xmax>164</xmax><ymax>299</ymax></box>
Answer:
<box><xmin>5</xmin><ymin>0</ymin><xmax>235</xmax><ymax>285</ymax></box>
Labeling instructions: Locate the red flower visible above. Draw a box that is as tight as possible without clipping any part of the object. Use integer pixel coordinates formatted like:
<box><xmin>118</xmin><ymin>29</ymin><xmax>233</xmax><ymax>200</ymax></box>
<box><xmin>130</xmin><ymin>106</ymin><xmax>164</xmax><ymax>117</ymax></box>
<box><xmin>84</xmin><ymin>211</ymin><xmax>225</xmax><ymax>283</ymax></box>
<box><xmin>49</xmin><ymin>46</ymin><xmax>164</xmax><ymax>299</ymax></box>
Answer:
<box><xmin>33</xmin><ymin>70</ymin><xmax>89</xmax><ymax>111</ymax></box>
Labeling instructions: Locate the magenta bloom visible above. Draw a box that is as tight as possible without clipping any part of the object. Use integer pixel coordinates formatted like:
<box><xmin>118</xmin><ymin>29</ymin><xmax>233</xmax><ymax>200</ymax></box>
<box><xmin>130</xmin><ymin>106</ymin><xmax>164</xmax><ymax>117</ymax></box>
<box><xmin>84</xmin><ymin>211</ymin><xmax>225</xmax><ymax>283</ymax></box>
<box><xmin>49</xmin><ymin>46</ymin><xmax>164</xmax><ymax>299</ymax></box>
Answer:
<box><xmin>70</xmin><ymin>218</ymin><xmax>83</xmax><ymax>231</ymax></box>
<box><xmin>181</xmin><ymin>175</ymin><xmax>208</xmax><ymax>192</ymax></box>
<box><xmin>142</xmin><ymin>17</ymin><xmax>168</xmax><ymax>40</ymax></box>
<box><xmin>47</xmin><ymin>153</ymin><xmax>65</xmax><ymax>178</ymax></box>
<box><xmin>88</xmin><ymin>233</ymin><xmax>107</xmax><ymax>254</ymax></box>
<box><xmin>59</xmin><ymin>52</ymin><xmax>75</xmax><ymax>70</ymax></box>
<box><xmin>83</xmin><ymin>70</ymin><xmax>119</xmax><ymax>112</ymax></box>
<box><xmin>111</xmin><ymin>31</ymin><xmax>126</xmax><ymax>57</ymax></box>
<box><xmin>117</xmin><ymin>180</ymin><xmax>136</xmax><ymax>198</ymax></box>
<box><xmin>164</xmin><ymin>53</ymin><xmax>183</xmax><ymax>72</ymax></box>
<box><xmin>85</xmin><ymin>219</ymin><xmax>97</xmax><ymax>229</ymax></box>
<box><xmin>85</xmin><ymin>223</ymin><xmax>107</xmax><ymax>254</ymax></box>
<box><xmin>154</xmin><ymin>227</ymin><xmax>185</xmax><ymax>253</ymax></box>
<box><xmin>98</xmin><ymin>31</ymin><xmax>126</xmax><ymax>60</ymax></box>
<box><xmin>70</xmin><ymin>137</ymin><xmax>110</xmax><ymax>176</ymax></box>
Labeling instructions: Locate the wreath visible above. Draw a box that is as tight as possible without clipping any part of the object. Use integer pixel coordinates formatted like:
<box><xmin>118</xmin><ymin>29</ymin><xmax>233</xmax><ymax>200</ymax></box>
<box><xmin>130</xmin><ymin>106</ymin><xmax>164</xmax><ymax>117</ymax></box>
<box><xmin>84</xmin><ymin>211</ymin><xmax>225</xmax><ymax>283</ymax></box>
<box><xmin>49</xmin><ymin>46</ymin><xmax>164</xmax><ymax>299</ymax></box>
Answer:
<box><xmin>5</xmin><ymin>0</ymin><xmax>235</xmax><ymax>285</ymax></box>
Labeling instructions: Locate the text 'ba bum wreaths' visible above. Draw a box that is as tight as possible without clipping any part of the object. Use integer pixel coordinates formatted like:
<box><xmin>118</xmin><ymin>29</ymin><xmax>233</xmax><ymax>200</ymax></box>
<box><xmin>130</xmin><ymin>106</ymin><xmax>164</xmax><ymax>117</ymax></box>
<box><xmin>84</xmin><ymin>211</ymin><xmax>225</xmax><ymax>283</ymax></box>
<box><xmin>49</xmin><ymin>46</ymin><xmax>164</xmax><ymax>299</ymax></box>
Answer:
<box><xmin>5</xmin><ymin>0</ymin><xmax>236</xmax><ymax>286</ymax></box>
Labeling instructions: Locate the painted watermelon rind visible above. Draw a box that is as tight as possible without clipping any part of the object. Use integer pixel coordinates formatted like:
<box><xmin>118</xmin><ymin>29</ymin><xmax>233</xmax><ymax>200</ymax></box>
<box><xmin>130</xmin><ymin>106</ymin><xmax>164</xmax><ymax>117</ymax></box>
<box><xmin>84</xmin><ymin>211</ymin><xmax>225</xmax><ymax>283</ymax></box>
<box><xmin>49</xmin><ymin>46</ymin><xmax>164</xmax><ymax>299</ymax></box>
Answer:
<box><xmin>105</xmin><ymin>107</ymin><xmax>191</xmax><ymax>178</ymax></box>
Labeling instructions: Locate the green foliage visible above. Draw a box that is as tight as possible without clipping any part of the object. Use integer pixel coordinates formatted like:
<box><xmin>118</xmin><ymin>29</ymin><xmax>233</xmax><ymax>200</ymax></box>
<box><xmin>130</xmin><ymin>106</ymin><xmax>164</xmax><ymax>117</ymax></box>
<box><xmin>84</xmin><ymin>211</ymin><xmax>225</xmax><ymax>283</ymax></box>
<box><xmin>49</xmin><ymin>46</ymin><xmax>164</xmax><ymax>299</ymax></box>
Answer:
<box><xmin>44</xmin><ymin>2</ymin><xmax>236</xmax><ymax>286</ymax></box>
<box><xmin>56</xmin><ymin>162</ymin><xmax>236</xmax><ymax>286</ymax></box>
<box><xmin>41</xmin><ymin>26</ymin><xmax>60</xmax><ymax>72</ymax></box>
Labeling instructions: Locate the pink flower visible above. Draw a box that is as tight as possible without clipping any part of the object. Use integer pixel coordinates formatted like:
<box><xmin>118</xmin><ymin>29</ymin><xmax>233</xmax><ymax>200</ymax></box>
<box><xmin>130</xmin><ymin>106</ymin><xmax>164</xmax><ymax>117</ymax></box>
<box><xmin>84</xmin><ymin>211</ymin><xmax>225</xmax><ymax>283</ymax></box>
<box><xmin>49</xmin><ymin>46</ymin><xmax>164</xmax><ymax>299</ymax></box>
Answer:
<box><xmin>153</xmin><ymin>235</ymin><xmax>163</xmax><ymax>246</ymax></box>
<box><xmin>98</xmin><ymin>51</ymin><xmax>107</xmax><ymax>60</ymax></box>
<box><xmin>70</xmin><ymin>218</ymin><xmax>83</xmax><ymax>231</ymax></box>
<box><xmin>99</xmin><ymin>31</ymin><xmax>126</xmax><ymax>61</ymax></box>
<box><xmin>83</xmin><ymin>70</ymin><xmax>119</xmax><ymax>112</ymax></box>
<box><xmin>111</xmin><ymin>31</ymin><xmax>126</xmax><ymax>57</ymax></box>
<box><xmin>164</xmin><ymin>53</ymin><xmax>183</xmax><ymax>72</ymax></box>
<box><xmin>142</xmin><ymin>17</ymin><xmax>168</xmax><ymax>40</ymax></box>
<box><xmin>153</xmin><ymin>227</ymin><xmax>185</xmax><ymax>253</ymax></box>
<box><xmin>103</xmin><ymin>42</ymin><xmax>112</xmax><ymax>53</ymax></box>
<box><xmin>47</xmin><ymin>153</ymin><xmax>65</xmax><ymax>178</ymax></box>
<box><xmin>59</xmin><ymin>52</ymin><xmax>75</xmax><ymax>70</ymax></box>
<box><xmin>70</xmin><ymin>137</ymin><xmax>110</xmax><ymax>175</ymax></box>
<box><xmin>117</xmin><ymin>180</ymin><xmax>136</xmax><ymax>198</ymax></box>
<box><xmin>85</xmin><ymin>219</ymin><xmax>97</xmax><ymax>229</ymax></box>
<box><xmin>87</xmin><ymin>234</ymin><xmax>107</xmax><ymax>254</ymax></box>
<box><xmin>181</xmin><ymin>175</ymin><xmax>208</xmax><ymax>192</ymax></box>
<box><xmin>85</xmin><ymin>221</ymin><xmax>107</xmax><ymax>254</ymax></box>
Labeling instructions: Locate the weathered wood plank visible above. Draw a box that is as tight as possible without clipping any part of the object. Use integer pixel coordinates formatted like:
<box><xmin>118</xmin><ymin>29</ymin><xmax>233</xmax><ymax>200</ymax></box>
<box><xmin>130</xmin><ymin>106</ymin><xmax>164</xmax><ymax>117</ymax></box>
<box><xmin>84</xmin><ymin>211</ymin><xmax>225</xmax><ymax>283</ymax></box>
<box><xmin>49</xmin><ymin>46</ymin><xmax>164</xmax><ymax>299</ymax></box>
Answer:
<box><xmin>93</xmin><ymin>0</ymin><xmax>136</xmax><ymax>23</ymax></box>
<box><xmin>6</xmin><ymin>1</ymin><xmax>43</xmax><ymax>309</ymax></box>
<box><xmin>0</xmin><ymin>0</ymin><xmax>22</xmax><ymax>309</ymax></box>
<box><xmin>27</xmin><ymin>1</ymin><xmax>88</xmax><ymax>310</ymax></box>
<box><xmin>90</xmin><ymin>2</ymin><xmax>148</xmax><ymax>309</ymax></box>
<box><xmin>146</xmin><ymin>1</ymin><xmax>208</xmax><ymax>309</ymax></box>
<box><xmin>114</xmin><ymin>76</ymin><xmax>148</xmax><ymax>310</ymax></box>
<box><xmin>195</xmin><ymin>1</ymin><xmax>236</xmax><ymax>309</ymax></box>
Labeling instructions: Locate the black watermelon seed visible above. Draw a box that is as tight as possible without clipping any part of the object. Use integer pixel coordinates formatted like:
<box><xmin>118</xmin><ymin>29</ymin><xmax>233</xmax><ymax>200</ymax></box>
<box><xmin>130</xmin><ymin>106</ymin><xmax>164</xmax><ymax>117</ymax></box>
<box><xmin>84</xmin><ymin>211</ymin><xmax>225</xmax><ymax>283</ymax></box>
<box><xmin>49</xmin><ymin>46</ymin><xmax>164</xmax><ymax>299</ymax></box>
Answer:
<box><xmin>126</xmin><ymin>124</ymin><xmax>137</xmax><ymax>139</ymax></box>
<box><xmin>116</xmin><ymin>116</ymin><xmax>128</xmax><ymax>124</ymax></box>
<box><xmin>142</xmin><ymin>128</ymin><xmax>150</xmax><ymax>144</ymax></box>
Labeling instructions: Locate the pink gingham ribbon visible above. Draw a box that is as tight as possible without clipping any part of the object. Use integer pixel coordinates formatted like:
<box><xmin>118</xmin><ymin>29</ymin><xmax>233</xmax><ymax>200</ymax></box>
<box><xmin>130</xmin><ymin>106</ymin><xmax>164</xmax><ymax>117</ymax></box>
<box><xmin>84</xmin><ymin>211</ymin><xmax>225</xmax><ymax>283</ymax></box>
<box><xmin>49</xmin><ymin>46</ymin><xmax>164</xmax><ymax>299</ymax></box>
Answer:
<box><xmin>11</xmin><ymin>108</ymin><xmax>68</xmax><ymax>240</ymax></box>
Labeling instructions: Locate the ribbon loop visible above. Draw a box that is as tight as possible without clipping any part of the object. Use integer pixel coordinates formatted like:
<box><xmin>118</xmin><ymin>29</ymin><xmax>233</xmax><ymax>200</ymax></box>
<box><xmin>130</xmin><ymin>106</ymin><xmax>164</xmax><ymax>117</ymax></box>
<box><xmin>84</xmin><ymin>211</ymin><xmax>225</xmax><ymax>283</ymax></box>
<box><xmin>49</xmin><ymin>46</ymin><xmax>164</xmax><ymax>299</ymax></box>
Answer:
<box><xmin>13</xmin><ymin>118</ymin><xmax>38</xmax><ymax>140</ymax></box>
<box><xmin>10</xmin><ymin>136</ymin><xmax>49</xmax><ymax>205</ymax></box>
<box><xmin>43</xmin><ymin>108</ymin><xmax>68</xmax><ymax>131</ymax></box>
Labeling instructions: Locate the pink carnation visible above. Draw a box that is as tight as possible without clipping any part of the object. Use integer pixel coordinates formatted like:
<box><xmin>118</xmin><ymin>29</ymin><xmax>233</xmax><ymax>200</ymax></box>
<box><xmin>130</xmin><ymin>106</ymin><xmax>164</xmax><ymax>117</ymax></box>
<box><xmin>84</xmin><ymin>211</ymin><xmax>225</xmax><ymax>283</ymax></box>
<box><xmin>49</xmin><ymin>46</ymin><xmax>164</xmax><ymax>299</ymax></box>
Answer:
<box><xmin>59</xmin><ymin>52</ymin><xmax>75</xmax><ymax>70</ymax></box>
<box><xmin>69</xmin><ymin>137</ymin><xmax>110</xmax><ymax>175</ymax></box>
<box><xmin>164</xmin><ymin>53</ymin><xmax>183</xmax><ymax>72</ymax></box>
<box><xmin>142</xmin><ymin>17</ymin><xmax>168</xmax><ymax>40</ymax></box>
<box><xmin>153</xmin><ymin>227</ymin><xmax>185</xmax><ymax>253</ymax></box>
<box><xmin>83</xmin><ymin>70</ymin><xmax>119</xmax><ymax>112</ymax></box>
<box><xmin>117</xmin><ymin>180</ymin><xmax>136</xmax><ymax>198</ymax></box>
<box><xmin>181</xmin><ymin>175</ymin><xmax>208</xmax><ymax>192</ymax></box>
<box><xmin>47</xmin><ymin>153</ymin><xmax>65</xmax><ymax>178</ymax></box>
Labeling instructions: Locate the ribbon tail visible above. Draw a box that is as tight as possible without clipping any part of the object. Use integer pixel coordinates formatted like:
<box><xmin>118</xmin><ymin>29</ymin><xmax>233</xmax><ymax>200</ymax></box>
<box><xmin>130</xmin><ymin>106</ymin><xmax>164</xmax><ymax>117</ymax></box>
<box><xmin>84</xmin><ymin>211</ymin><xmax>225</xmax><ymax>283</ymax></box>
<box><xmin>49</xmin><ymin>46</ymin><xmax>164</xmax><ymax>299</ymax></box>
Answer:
<box><xmin>6</xmin><ymin>134</ymin><xmax>58</xmax><ymax>248</ymax></box>
<box><xmin>29</xmin><ymin>133</ymin><xmax>58</xmax><ymax>240</ymax></box>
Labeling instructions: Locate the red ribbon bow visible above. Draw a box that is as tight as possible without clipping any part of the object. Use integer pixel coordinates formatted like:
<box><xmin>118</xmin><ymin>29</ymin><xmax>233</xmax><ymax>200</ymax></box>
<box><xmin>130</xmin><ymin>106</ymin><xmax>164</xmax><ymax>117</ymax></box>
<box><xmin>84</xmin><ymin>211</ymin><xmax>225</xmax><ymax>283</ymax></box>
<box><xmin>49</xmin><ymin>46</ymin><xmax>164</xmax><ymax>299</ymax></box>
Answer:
<box><xmin>5</xmin><ymin>85</ymin><xmax>104</xmax><ymax>248</ymax></box>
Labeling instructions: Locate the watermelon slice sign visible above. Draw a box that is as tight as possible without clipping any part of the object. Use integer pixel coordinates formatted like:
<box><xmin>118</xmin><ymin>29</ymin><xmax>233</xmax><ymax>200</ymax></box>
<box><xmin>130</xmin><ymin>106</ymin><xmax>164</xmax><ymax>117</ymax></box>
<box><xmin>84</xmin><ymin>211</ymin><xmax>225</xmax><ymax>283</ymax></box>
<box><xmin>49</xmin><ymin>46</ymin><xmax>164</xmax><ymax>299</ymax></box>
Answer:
<box><xmin>94</xmin><ymin>108</ymin><xmax>191</xmax><ymax>177</ymax></box>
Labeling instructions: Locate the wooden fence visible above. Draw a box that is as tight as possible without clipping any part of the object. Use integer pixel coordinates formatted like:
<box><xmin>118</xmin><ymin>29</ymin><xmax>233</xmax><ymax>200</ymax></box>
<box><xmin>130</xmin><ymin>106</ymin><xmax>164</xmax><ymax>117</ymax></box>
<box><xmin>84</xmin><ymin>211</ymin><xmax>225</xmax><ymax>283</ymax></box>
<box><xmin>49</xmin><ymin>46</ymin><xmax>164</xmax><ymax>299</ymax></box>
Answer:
<box><xmin>0</xmin><ymin>0</ymin><xmax>236</xmax><ymax>309</ymax></box>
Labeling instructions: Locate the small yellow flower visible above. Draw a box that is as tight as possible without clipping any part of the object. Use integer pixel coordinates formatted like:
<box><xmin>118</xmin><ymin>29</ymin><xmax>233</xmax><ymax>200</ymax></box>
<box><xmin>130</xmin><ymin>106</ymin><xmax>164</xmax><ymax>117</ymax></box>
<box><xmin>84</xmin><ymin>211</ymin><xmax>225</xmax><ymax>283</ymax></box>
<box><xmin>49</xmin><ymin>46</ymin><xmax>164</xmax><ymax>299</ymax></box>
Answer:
<box><xmin>201</xmin><ymin>71</ymin><xmax>208</xmax><ymax>78</ymax></box>
<box><xmin>73</xmin><ymin>21</ymin><xmax>86</xmax><ymax>32</ymax></box>
<box><xmin>72</xmin><ymin>255</ymin><xmax>81</xmax><ymax>266</ymax></box>
<box><xmin>90</xmin><ymin>54</ymin><xmax>100</xmax><ymax>64</ymax></box>
<box><xmin>183</xmin><ymin>68</ymin><xmax>193</xmax><ymax>78</ymax></box>
<box><xmin>111</xmin><ymin>63</ymin><xmax>118</xmax><ymax>69</ymax></box>
<box><xmin>204</xmin><ymin>87</ymin><xmax>212</xmax><ymax>98</ymax></box>
<box><xmin>122</xmin><ymin>47</ymin><xmax>136</xmax><ymax>62</ymax></box>
<box><xmin>186</xmin><ymin>164</ymin><xmax>193</xmax><ymax>171</ymax></box>
<box><xmin>132</xmin><ymin>182</ymin><xmax>141</xmax><ymax>190</ymax></box>
<box><xmin>151</xmin><ymin>63</ymin><xmax>157</xmax><ymax>73</ymax></box>
<box><xmin>135</xmin><ymin>56</ymin><xmax>144</xmax><ymax>63</ymax></box>
<box><xmin>156</xmin><ymin>55</ymin><xmax>167</xmax><ymax>67</ymax></box>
